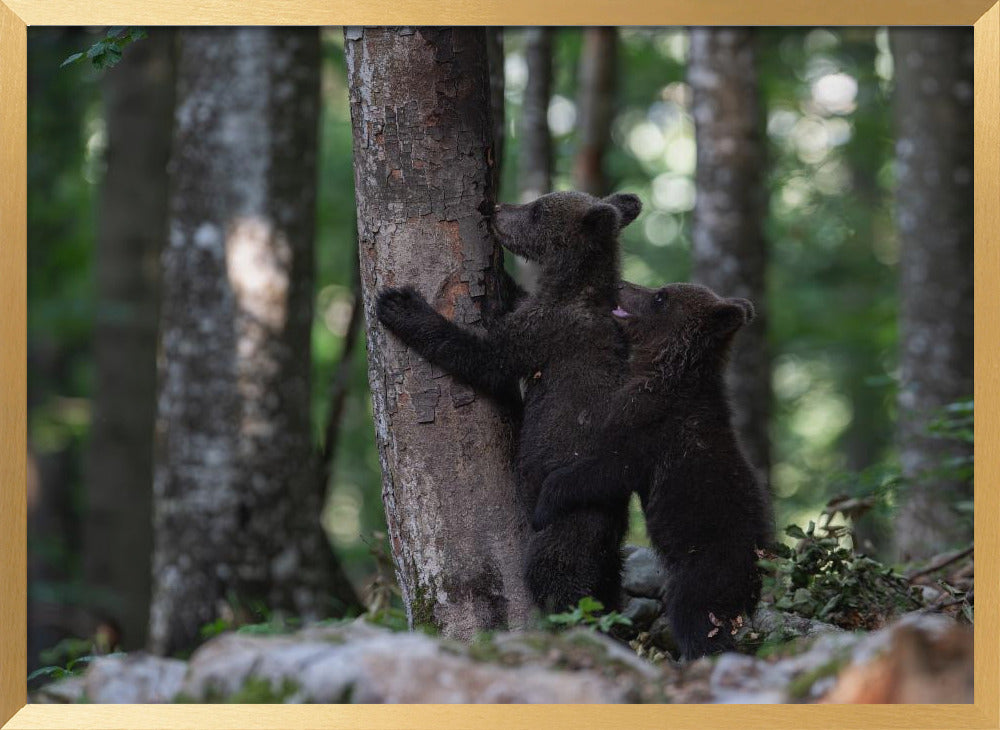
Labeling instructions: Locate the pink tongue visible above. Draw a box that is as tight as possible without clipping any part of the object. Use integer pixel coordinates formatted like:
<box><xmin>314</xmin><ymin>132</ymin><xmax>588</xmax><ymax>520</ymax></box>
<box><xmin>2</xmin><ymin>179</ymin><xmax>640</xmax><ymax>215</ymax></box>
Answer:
<box><xmin>612</xmin><ymin>306</ymin><xmax>631</xmax><ymax>318</ymax></box>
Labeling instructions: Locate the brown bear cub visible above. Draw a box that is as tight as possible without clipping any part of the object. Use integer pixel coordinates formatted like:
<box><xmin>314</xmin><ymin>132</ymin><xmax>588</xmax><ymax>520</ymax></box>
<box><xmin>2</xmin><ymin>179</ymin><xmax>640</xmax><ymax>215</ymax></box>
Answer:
<box><xmin>533</xmin><ymin>282</ymin><xmax>774</xmax><ymax>659</ymax></box>
<box><xmin>377</xmin><ymin>191</ymin><xmax>642</xmax><ymax>614</ymax></box>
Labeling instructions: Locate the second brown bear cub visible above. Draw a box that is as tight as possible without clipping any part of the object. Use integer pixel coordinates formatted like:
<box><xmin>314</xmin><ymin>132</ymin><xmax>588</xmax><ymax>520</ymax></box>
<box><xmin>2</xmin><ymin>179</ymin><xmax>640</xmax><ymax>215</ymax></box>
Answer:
<box><xmin>534</xmin><ymin>282</ymin><xmax>774</xmax><ymax>659</ymax></box>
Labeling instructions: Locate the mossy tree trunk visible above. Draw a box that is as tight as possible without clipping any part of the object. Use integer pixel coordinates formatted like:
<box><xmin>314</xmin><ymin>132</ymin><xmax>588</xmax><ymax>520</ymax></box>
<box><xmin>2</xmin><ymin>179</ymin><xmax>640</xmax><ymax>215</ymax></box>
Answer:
<box><xmin>83</xmin><ymin>28</ymin><xmax>175</xmax><ymax>652</ymax></box>
<box><xmin>688</xmin><ymin>28</ymin><xmax>771</xmax><ymax>486</ymax></box>
<box><xmin>891</xmin><ymin>28</ymin><xmax>974</xmax><ymax>560</ymax></box>
<box><xmin>345</xmin><ymin>26</ymin><xmax>533</xmax><ymax>639</ymax></box>
<box><xmin>149</xmin><ymin>27</ymin><xmax>358</xmax><ymax>656</ymax></box>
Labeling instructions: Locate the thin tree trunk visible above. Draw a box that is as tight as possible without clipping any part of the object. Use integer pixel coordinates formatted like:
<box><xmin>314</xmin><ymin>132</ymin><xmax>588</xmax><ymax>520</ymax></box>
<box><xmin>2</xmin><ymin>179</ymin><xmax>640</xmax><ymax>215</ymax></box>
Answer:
<box><xmin>891</xmin><ymin>28</ymin><xmax>974</xmax><ymax>561</ymax></box>
<box><xmin>573</xmin><ymin>27</ymin><xmax>617</xmax><ymax>196</ymax></box>
<box><xmin>688</xmin><ymin>28</ymin><xmax>771</xmax><ymax>485</ymax></box>
<box><xmin>318</xmin><ymin>261</ymin><xmax>363</xmax><ymax>495</ymax></box>
<box><xmin>515</xmin><ymin>27</ymin><xmax>555</xmax><ymax>290</ymax></box>
<box><xmin>83</xmin><ymin>28</ymin><xmax>175</xmax><ymax>652</ymax></box>
<box><xmin>149</xmin><ymin>27</ymin><xmax>358</xmax><ymax>656</ymax></box>
<box><xmin>486</xmin><ymin>28</ymin><xmax>505</xmax><ymax>194</ymax></box>
<box><xmin>519</xmin><ymin>28</ymin><xmax>554</xmax><ymax>202</ymax></box>
<box><xmin>345</xmin><ymin>26</ymin><xmax>533</xmax><ymax>639</ymax></box>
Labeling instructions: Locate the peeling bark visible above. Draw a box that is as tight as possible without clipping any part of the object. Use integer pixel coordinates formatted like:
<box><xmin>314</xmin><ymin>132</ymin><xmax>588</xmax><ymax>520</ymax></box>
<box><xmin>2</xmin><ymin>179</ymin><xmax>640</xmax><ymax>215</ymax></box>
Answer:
<box><xmin>345</xmin><ymin>27</ymin><xmax>533</xmax><ymax>638</ymax></box>
<box><xmin>574</xmin><ymin>27</ymin><xmax>617</xmax><ymax>196</ymax></box>
<box><xmin>149</xmin><ymin>28</ymin><xmax>357</xmax><ymax>656</ymax></box>
<box><xmin>688</xmin><ymin>28</ymin><xmax>771</xmax><ymax>485</ymax></box>
<box><xmin>84</xmin><ymin>28</ymin><xmax>175</xmax><ymax>652</ymax></box>
<box><xmin>891</xmin><ymin>28</ymin><xmax>974</xmax><ymax>560</ymax></box>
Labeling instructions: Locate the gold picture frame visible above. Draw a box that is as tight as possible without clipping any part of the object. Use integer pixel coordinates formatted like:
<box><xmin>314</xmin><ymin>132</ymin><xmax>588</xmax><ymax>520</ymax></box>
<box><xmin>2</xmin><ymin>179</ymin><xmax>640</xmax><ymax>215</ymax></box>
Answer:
<box><xmin>2</xmin><ymin>3</ymin><xmax>997</xmax><ymax>728</ymax></box>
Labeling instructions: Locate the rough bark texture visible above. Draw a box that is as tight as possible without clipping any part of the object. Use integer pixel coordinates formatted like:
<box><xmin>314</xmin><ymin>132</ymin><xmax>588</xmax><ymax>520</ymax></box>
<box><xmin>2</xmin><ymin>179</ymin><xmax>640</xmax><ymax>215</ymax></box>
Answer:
<box><xmin>345</xmin><ymin>27</ymin><xmax>533</xmax><ymax>638</ymax></box>
<box><xmin>891</xmin><ymin>28</ymin><xmax>974</xmax><ymax>560</ymax></box>
<box><xmin>688</xmin><ymin>28</ymin><xmax>771</xmax><ymax>485</ymax></box>
<box><xmin>573</xmin><ymin>27</ymin><xmax>617</xmax><ymax>196</ymax></box>
<box><xmin>149</xmin><ymin>28</ymin><xmax>357</xmax><ymax>656</ymax></box>
<box><xmin>83</xmin><ymin>28</ymin><xmax>175</xmax><ymax>652</ymax></box>
<box><xmin>518</xmin><ymin>27</ymin><xmax>554</xmax><ymax>202</ymax></box>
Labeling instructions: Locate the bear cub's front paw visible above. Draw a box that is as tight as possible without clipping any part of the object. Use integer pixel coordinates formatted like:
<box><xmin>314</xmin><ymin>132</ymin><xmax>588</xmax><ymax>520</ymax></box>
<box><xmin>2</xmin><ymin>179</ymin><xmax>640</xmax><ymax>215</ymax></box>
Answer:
<box><xmin>376</xmin><ymin>286</ymin><xmax>432</xmax><ymax>332</ymax></box>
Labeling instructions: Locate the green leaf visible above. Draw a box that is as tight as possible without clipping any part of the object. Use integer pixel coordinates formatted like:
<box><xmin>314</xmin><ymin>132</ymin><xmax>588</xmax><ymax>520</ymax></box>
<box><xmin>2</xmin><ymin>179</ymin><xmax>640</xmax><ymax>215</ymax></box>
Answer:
<box><xmin>27</xmin><ymin>666</ymin><xmax>62</xmax><ymax>682</ymax></box>
<box><xmin>60</xmin><ymin>52</ymin><xmax>85</xmax><ymax>68</ymax></box>
<box><xmin>577</xmin><ymin>596</ymin><xmax>604</xmax><ymax>615</ymax></box>
<box><xmin>784</xmin><ymin>524</ymin><xmax>807</xmax><ymax>540</ymax></box>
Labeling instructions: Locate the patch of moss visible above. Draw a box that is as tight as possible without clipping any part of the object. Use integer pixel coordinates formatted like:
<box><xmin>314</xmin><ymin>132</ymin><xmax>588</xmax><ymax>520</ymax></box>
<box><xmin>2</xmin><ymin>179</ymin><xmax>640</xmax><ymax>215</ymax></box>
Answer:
<box><xmin>178</xmin><ymin>677</ymin><xmax>301</xmax><ymax>704</ymax></box>
<box><xmin>409</xmin><ymin>582</ymin><xmax>438</xmax><ymax>631</ymax></box>
<box><xmin>787</xmin><ymin>657</ymin><xmax>847</xmax><ymax>700</ymax></box>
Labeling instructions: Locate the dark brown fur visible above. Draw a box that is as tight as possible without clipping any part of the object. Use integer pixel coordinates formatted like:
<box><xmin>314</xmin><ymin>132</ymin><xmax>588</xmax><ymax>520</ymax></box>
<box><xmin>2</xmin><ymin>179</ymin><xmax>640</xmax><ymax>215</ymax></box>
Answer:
<box><xmin>376</xmin><ymin>191</ymin><xmax>642</xmax><ymax>614</ymax></box>
<box><xmin>534</xmin><ymin>282</ymin><xmax>774</xmax><ymax>658</ymax></box>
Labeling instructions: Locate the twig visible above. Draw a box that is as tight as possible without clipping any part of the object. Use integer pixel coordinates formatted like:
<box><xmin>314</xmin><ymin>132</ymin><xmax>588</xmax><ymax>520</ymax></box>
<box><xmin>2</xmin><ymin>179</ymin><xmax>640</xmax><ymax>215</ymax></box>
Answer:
<box><xmin>318</xmin><ymin>260</ymin><xmax>363</xmax><ymax>498</ymax></box>
<box><xmin>923</xmin><ymin>589</ymin><xmax>973</xmax><ymax>613</ymax></box>
<box><xmin>906</xmin><ymin>544</ymin><xmax>974</xmax><ymax>581</ymax></box>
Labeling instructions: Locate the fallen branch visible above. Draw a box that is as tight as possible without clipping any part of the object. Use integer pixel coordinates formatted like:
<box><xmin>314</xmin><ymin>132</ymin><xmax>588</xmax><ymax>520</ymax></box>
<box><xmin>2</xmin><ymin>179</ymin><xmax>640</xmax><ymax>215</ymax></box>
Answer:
<box><xmin>906</xmin><ymin>544</ymin><xmax>974</xmax><ymax>581</ymax></box>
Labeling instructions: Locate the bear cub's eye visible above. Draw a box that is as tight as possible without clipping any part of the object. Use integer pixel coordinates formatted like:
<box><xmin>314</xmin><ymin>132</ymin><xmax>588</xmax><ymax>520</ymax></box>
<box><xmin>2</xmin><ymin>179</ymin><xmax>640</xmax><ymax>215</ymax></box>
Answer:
<box><xmin>653</xmin><ymin>291</ymin><xmax>667</xmax><ymax>307</ymax></box>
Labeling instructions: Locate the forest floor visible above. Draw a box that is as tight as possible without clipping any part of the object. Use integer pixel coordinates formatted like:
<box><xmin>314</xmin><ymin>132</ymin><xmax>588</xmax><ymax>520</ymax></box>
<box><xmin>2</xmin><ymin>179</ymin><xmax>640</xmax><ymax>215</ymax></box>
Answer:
<box><xmin>32</xmin><ymin>542</ymin><xmax>974</xmax><ymax>704</ymax></box>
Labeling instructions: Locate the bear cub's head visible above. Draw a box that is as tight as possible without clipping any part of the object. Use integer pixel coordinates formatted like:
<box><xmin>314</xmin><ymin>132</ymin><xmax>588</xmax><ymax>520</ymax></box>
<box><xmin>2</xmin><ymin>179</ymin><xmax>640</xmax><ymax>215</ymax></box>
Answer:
<box><xmin>486</xmin><ymin>191</ymin><xmax>641</xmax><ymax>267</ymax></box>
<box><xmin>613</xmin><ymin>282</ymin><xmax>755</xmax><ymax>371</ymax></box>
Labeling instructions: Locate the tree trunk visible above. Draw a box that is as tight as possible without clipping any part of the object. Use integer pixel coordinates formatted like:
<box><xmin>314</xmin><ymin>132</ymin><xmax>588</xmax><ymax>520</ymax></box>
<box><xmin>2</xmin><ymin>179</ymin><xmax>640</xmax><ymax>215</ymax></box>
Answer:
<box><xmin>486</xmin><ymin>28</ymin><xmax>505</xmax><ymax>194</ymax></box>
<box><xmin>149</xmin><ymin>27</ymin><xmax>358</xmax><ymax>656</ymax></box>
<box><xmin>83</xmin><ymin>28</ymin><xmax>175</xmax><ymax>652</ymax></box>
<box><xmin>519</xmin><ymin>27</ymin><xmax>554</xmax><ymax>202</ymax></box>
<box><xmin>573</xmin><ymin>27</ymin><xmax>617</xmax><ymax>196</ymax></box>
<box><xmin>891</xmin><ymin>28</ymin><xmax>974</xmax><ymax>561</ymax></box>
<box><xmin>344</xmin><ymin>26</ymin><xmax>533</xmax><ymax>639</ymax></box>
<box><xmin>688</xmin><ymin>28</ymin><xmax>771</xmax><ymax>485</ymax></box>
<box><xmin>515</xmin><ymin>27</ymin><xmax>555</xmax><ymax>291</ymax></box>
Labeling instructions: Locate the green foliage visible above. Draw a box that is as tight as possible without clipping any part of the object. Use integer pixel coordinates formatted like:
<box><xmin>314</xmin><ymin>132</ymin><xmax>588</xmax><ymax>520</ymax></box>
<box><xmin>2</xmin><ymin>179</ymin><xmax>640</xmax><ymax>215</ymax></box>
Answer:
<box><xmin>928</xmin><ymin>399</ymin><xmax>975</xmax><ymax>488</ymax></box>
<box><xmin>28</xmin><ymin>637</ymin><xmax>123</xmax><ymax>685</ymax></box>
<box><xmin>759</xmin><ymin>519</ymin><xmax>921</xmax><ymax>630</ymax></box>
<box><xmin>546</xmin><ymin>597</ymin><xmax>633</xmax><ymax>634</ymax></box>
<box><xmin>62</xmin><ymin>27</ymin><xmax>148</xmax><ymax>71</ymax></box>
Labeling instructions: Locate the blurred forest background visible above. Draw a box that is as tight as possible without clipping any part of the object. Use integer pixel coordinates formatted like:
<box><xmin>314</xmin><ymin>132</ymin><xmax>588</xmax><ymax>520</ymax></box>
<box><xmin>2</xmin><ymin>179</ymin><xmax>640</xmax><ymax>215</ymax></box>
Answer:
<box><xmin>27</xmin><ymin>26</ymin><xmax>973</xmax><ymax>669</ymax></box>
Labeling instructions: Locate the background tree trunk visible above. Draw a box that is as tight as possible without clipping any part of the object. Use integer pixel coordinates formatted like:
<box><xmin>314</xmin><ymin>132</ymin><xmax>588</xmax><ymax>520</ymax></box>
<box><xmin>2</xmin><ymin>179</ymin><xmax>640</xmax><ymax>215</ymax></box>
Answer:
<box><xmin>519</xmin><ymin>27</ymin><xmax>554</xmax><ymax>202</ymax></box>
<box><xmin>345</xmin><ymin>26</ymin><xmax>533</xmax><ymax>639</ymax></box>
<box><xmin>688</xmin><ymin>28</ymin><xmax>771</xmax><ymax>486</ymax></box>
<box><xmin>891</xmin><ymin>28</ymin><xmax>974</xmax><ymax>561</ymax></box>
<box><xmin>83</xmin><ymin>28</ymin><xmax>175</xmax><ymax>652</ymax></box>
<box><xmin>149</xmin><ymin>27</ymin><xmax>358</xmax><ymax>656</ymax></box>
<box><xmin>573</xmin><ymin>27</ymin><xmax>617</xmax><ymax>196</ymax></box>
<box><xmin>486</xmin><ymin>28</ymin><xmax>505</xmax><ymax>194</ymax></box>
<box><xmin>515</xmin><ymin>27</ymin><xmax>555</xmax><ymax>291</ymax></box>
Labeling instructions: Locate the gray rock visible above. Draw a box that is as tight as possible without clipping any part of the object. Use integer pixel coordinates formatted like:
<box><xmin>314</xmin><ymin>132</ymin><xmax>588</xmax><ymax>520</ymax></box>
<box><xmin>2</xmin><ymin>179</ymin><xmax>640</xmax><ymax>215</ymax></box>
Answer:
<box><xmin>84</xmin><ymin>653</ymin><xmax>187</xmax><ymax>703</ymax></box>
<box><xmin>622</xmin><ymin>548</ymin><xmax>668</xmax><ymax>599</ymax></box>
<box><xmin>738</xmin><ymin>605</ymin><xmax>843</xmax><ymax>646</ymax></box>
<box><xmin>621</xmin><ymin>597</ymin><xmax>662</xmax><ymax>631</ymax></box>
<box><xmin>178</xmin><ymin>618</ymin><xmax>655</xmax><ymax>703</ymax></box>
<box><xmin>647</xmin><ymin>615</ymin><xmax>678</xmax><ymax>655</ymax></box>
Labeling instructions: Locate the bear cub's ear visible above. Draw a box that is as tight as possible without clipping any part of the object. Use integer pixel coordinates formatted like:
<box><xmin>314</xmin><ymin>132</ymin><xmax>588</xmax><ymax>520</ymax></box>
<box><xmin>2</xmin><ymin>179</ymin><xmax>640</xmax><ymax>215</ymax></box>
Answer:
<box><xmin>603</xmin><ymin>193</ymin><xmax>642</xmax><ymax>228</ymax></box>
<box><xmin>709</xmin><ymin>298</ymin><xmax>755</xmax><ymax>336</ymax></box>
<box><xmin>581</xmin><ymin>203</ymin><xmax>623</xmax><ymax>237</ymax></box>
